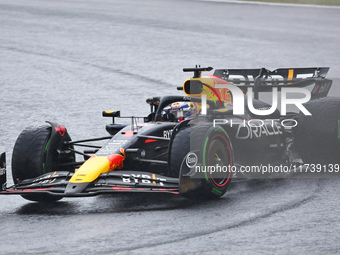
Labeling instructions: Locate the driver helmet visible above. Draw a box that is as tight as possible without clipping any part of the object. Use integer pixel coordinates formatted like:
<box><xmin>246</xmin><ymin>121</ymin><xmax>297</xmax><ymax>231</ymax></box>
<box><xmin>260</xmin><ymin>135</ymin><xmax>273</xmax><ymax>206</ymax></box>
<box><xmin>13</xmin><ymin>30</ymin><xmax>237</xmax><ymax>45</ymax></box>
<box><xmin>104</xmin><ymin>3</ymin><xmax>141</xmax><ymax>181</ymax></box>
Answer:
<box><xmin>169</xmin><ymin>102</ymin><xmax>198</xmax><ymax>121</ymax></box>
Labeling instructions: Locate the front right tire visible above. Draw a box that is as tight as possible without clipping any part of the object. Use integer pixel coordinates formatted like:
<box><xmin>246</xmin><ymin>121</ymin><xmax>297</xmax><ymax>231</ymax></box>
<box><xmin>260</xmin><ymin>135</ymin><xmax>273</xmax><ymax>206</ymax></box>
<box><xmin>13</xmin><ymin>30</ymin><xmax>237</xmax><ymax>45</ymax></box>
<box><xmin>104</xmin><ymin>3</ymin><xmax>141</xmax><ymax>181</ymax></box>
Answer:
<box><xmin>170</xmin><ymin>123</ymin><xmax>233</xmax><ymax>199</ymax></box>
<box><xmin>12</xmin><ymin>125</ymin><xmax>73</xmax><ymax>202</ymax></box>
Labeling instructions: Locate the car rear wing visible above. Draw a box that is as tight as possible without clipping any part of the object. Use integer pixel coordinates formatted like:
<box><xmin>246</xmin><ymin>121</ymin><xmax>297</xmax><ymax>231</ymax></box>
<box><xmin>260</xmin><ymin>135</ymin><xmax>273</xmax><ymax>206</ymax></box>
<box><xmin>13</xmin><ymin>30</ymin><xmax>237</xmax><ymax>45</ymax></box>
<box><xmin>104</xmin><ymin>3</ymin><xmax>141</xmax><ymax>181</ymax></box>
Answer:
<box><xmin>213</xmin><ymin>67</ymin><xmax>332</xmax><ymax>99</ymax></box>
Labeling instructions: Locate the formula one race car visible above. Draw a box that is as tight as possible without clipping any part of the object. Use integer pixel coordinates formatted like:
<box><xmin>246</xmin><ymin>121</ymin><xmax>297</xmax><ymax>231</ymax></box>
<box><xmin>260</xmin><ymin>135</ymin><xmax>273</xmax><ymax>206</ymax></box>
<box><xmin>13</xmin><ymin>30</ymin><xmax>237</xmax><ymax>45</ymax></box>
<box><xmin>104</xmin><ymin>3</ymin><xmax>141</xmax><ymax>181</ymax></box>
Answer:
<box><xmin>1</xmin><ymin>66</ymin><xmax>339</xmax><ymax>202</ymax></box>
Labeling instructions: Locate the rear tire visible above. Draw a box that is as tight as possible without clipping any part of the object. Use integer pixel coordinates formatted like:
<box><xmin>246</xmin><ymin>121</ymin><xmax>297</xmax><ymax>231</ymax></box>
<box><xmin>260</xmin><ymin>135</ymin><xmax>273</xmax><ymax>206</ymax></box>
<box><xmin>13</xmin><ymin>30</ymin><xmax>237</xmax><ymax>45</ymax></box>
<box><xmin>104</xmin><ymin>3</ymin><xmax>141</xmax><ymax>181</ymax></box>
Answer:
<box><xmin>170</xmin><ymin>123</ymin><xmax>233</xmax><ymax>199</ymax></box>
<box><xmin>296</xmin><ymin>97</ymin><xmax>340</xmax><ymax>164</ymax></box>
<box><xmin>12</xmin><ymin>125</ymin><xmax>73</xmax><ymax>202</ymax></box>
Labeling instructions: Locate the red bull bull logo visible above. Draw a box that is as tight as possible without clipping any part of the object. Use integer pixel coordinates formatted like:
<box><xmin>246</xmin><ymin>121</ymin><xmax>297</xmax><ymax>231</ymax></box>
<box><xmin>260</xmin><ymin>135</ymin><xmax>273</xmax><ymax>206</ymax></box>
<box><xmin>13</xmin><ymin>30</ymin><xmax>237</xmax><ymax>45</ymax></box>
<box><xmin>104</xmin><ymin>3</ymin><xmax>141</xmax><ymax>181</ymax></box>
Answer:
<box><xmin>55</xmin><ymin>124</ymin><xmax>66</xmax><ymax>136</ymax></box>
<box><xmin>69</xmin><ymin>148</ymin><xmax>126</xmax><ymax>184</ymax></box>
<box><xmin>107</xmin><ymin>148</ymin><xmax>126</xmax><ymax>171</ymax></box>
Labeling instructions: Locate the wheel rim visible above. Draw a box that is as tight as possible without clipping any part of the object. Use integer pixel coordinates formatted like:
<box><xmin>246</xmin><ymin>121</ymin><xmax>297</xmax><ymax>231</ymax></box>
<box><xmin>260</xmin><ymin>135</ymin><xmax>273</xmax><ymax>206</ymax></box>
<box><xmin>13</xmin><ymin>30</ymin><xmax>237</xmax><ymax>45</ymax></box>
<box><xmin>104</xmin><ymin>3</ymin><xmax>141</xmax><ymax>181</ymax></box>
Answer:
<box><xmin>206</xmin><ymin>135</ymin><xmax>232</xmax><ymax>187</ymax></box>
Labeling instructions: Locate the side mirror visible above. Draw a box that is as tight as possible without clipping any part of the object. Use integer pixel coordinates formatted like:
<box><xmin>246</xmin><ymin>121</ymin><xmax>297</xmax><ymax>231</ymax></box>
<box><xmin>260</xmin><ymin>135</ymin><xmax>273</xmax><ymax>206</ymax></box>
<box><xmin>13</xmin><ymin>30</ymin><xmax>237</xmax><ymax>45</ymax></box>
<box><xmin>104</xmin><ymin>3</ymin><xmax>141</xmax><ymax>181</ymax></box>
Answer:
<box><xmin>183</xmin><ymin>80</ymin><xmax>203</xmax><ymax>95</ymax></box>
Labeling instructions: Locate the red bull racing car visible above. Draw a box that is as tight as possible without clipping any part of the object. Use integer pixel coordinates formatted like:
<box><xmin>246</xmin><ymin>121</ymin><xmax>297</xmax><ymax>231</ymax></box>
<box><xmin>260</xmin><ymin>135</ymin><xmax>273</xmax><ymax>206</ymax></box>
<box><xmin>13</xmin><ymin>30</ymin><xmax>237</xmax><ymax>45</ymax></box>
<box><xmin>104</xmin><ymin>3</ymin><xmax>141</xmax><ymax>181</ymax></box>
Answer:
<box><xmin>0</xmin><ymin>66</ymin><xmax>339</xmax><ymax>202</ymax></box>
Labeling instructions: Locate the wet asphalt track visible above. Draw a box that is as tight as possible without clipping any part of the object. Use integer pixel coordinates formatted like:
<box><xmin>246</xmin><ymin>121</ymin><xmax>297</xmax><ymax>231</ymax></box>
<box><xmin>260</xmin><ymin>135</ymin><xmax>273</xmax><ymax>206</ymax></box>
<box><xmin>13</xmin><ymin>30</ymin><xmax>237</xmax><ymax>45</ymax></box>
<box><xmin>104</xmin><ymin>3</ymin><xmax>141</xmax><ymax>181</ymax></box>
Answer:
<box><xmin>0</xmin><ymin>0</ymin><xmax>340</xmax><ymax>254</ymax></box>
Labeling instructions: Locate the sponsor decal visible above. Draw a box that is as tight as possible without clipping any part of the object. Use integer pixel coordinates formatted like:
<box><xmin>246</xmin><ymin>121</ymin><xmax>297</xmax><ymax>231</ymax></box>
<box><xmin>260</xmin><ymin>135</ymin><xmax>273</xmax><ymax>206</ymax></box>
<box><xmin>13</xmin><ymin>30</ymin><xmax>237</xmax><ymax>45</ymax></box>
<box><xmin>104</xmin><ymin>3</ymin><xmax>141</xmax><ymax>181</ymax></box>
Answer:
<box><xmin>235</xmin><ymin>121</ymin><xmax>282</xmax><ymax>139</ymax></box>
<box><xmin>213</xmin><ymin>119</ymin><xmax>286</xmax><ymax>139</ymax></box>
<box><xmin>121</xmin><ymin>174</ymin><xmax>166</xmax><ymax>186</ymax></box>
<box><xmin>97</xmin><ymin>139</ymin><xmax>128</xmax><ymax>156</ymax></box>
<box><xmin>107</xmin><ymin>148</ymin><xmax>126</xmax><ymax>171</ymax></box>
<box><xmin>186</xmin><ymin>152</ymin><xmax>198</xmax><ymax>168</ymax></box>
<box><xmin>55</xmin><ymin>124</ymin><xmax>66</xmax><ymax>136</ymax></box>
<box><xmin>213</xmin><ymin>119</ymin><xmax>298</xmax><ymax>139</ymax></box>
<box><xmin>163</xmin><ymin>129</ymin><xmax>173</xmax><ymax>139</ymax></box>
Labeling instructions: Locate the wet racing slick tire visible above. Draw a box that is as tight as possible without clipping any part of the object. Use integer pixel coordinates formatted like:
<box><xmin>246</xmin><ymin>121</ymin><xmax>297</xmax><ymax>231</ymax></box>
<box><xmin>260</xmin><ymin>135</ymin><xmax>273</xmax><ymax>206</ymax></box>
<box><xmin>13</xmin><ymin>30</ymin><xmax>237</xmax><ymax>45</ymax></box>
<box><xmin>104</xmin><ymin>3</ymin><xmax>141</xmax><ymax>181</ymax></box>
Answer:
<box><xmin>12</xmin><ymin>125</ymin><xmax>73</xmax><ymax>202</ymax></box>
<box><xmin>296</xmin><ymin>97</ymin><xmax>340</xmax><ymax>164</ymax></box>
<box><xmin>170</xmin><ymin>123</ymin><xmax>233</xmax><ymax>199</ymax></box>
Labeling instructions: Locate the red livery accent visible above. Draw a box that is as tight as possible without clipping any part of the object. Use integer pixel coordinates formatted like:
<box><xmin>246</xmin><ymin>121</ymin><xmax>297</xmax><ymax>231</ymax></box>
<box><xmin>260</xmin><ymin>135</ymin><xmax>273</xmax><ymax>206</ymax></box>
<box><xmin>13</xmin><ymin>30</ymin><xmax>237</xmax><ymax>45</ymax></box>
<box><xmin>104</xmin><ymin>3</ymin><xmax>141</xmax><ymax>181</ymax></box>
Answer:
<box><xmin>107</xmin><ymin>148</ymin><xmax>126</xmax><ymax>171</ymax></box>
<box><xmin>55</xmin><ymin>124</ymin><xmax>66</xmax><ymax>136</ymax></box>
<box><xmin>112</xmin><ymin>187</ymin><xmax>132</xmax><ymax>190</ymax></box>
<box><xmin>89</xmin><ymin>154</ymin><xmax>97</xmax><ymax>160</ymax></box>
<box><xmin>145</xmin><ymin>139</ymin><xmax>157</xmax><ymax>143</ymax></box>
<box><xmin>35</xmin><ymin>187</ymin><xmax>56</xmax><ymax>191</ymax></box>
<box><xmin>122</xmin><ymin>131</ymin><xmax>135</xmax><ymax>137</ymax></box>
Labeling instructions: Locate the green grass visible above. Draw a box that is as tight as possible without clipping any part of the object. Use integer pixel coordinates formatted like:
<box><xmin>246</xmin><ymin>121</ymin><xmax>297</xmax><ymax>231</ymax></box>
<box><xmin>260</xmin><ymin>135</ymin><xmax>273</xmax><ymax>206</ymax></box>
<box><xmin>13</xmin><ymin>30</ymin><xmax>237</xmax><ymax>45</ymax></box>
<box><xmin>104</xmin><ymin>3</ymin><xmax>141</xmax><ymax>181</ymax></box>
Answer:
<box><xmin>243</xmin><ymin>0</ymin><xmax>340</xmax><ymax>6</ymax></box>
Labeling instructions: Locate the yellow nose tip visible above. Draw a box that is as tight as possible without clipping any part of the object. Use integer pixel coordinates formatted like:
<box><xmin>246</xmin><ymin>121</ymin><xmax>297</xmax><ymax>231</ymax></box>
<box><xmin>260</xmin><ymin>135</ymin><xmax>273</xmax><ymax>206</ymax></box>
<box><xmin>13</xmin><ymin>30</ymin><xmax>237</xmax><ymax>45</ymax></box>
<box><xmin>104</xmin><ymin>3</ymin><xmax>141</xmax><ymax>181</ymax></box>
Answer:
<box><xmin>69</xmin><ymin>156</ymin><xmax>111</xmax><ymax>183</ymax></box>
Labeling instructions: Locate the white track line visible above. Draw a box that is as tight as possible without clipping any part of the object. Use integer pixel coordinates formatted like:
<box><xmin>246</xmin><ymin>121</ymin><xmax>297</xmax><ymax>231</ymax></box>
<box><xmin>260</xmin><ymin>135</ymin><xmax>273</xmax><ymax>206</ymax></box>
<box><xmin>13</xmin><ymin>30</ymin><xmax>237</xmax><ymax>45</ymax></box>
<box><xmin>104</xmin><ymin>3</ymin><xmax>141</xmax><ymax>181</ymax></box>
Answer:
<box><xmin>197</xmin><ymin>0</ymin><xmax>340</xmax><ymax>9</ymax></box>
